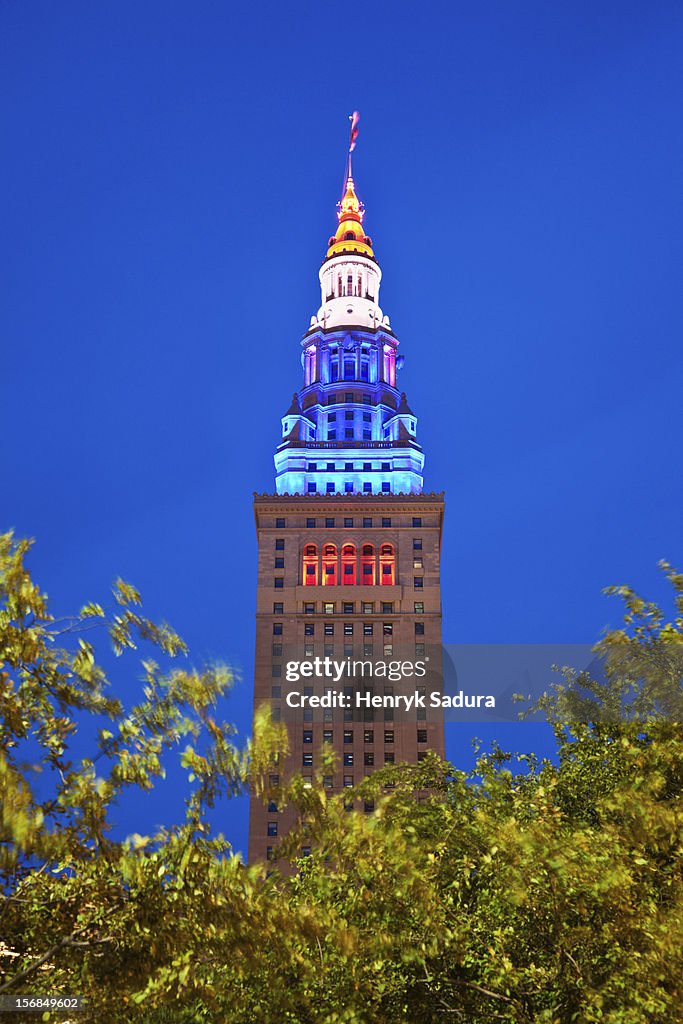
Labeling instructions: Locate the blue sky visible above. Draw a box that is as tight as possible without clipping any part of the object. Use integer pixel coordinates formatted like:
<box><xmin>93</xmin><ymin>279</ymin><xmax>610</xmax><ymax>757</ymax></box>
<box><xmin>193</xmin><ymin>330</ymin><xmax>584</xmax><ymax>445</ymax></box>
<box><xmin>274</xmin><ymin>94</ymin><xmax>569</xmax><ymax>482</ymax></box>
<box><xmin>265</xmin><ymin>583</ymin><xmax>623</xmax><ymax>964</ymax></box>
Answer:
<box><xmin>2</xmin><ymin>1</ymin><xmax>682</xmax><ymax>857</ymax></box>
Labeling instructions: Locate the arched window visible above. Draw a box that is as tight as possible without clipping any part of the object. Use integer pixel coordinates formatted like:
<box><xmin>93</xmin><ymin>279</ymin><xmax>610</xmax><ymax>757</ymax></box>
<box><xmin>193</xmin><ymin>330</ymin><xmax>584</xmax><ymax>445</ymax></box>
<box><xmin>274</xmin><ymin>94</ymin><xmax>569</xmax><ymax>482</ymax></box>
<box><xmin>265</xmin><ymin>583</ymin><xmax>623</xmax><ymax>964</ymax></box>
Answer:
<box><xmin>337</xmin><ymin>274</ymin><xmax>342</xmax><ymax>296</ymax></box>
<box><xmin>322</xmin><ymin>544</ymin><xmax>338</xmax><ymax>586</ymax></box>
<box><xmin>379</xmin><ymin>544</ymin><xmax>395</xmax><ymax>586</ymax></box>
<box><xmin>303</xmin><ymin>544</ymin><xmax>318</xmax><ymax>586</ymax></box>
<box><xmin>341</xmin><ymin>543</ymin><xmax>356</xmax><ymax>585</ymax></box>
<box><xmin>360</xmin><ymin>544</ymin><xmax>375</xmax><ymax>586</ymax></box>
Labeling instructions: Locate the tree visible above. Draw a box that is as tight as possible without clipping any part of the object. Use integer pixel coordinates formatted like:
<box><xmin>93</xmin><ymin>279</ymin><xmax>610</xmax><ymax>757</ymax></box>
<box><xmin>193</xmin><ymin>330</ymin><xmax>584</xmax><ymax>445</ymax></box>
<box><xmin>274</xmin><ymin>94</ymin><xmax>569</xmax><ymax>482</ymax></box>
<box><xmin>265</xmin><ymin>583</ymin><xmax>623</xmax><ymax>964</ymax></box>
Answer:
<box><xmin>2</xmin><ymin>532</ymin><xmax>683</xmax><ymax>1023</ymax></box>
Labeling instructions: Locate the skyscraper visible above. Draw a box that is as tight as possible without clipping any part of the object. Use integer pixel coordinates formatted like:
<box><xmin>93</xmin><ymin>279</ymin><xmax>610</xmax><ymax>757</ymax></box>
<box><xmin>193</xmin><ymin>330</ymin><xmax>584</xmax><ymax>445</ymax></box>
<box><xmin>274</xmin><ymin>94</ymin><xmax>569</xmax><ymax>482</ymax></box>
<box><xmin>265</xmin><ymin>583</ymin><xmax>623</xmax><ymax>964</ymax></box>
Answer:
<box><xmin>249</xmin><ymin>128</ymin><xmax>445</xmax><ymax>863</ymax></box>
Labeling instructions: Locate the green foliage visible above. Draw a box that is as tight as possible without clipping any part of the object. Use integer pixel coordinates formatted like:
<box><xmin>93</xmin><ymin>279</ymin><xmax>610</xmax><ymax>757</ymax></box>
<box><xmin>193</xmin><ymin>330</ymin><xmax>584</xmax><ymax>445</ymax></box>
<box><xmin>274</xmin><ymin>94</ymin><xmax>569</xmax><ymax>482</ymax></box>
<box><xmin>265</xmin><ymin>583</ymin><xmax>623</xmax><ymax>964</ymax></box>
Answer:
<box><xmin>2</xmin><ymin>532</ymin><xmax>683</xmax><ymax>1023</ymax></box>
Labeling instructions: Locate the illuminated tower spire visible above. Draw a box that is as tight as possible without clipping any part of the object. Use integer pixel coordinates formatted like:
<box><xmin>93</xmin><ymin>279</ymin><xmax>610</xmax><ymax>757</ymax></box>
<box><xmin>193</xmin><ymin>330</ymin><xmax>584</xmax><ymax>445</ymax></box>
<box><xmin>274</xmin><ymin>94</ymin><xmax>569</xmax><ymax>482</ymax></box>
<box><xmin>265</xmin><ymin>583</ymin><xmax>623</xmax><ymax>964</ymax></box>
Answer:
<box><xmin>274</xmin><ymin>116</ymin><xmax>424</xmax><ymax>496</ymax></box>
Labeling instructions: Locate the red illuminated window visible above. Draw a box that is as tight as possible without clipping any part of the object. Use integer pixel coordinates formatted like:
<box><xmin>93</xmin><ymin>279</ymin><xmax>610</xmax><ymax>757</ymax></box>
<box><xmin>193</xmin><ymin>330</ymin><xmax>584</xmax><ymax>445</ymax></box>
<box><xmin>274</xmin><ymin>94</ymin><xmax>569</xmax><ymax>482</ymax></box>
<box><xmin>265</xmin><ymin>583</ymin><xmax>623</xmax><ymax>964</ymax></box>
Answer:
<box><xmin>360</xmin><ymin>544</ymin><xmax>375</xmax><ymax>586</ymax></box>
<box><xmin>341</xmin><ymin>543</ymin><xmax>356</xmax><ymax>585</ymax></box>
<box><xmin>303</xmin><ymin>544</ymin><xmax>318</xmax><ymax>586</ymax></box>
<box><xmin>322</xmin><ymin>543</ymin><xmax>338</xmax><ymax>586</ymax></box>
<box><xmin>379</xmin><ymin>543</ymin><xmax>395</xmax><ymax>586</ymax></box>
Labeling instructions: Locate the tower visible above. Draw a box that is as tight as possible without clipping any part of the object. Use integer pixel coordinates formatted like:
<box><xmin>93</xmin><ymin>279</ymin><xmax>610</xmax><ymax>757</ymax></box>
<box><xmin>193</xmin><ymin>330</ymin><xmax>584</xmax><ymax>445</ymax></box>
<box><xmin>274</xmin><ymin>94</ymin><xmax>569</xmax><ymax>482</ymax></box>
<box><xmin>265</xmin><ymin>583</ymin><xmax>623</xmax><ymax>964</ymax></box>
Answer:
<box><xmin>249</xmin><ymin>122</ymin><xmax>445</xmax><ymax>863</ymax></box>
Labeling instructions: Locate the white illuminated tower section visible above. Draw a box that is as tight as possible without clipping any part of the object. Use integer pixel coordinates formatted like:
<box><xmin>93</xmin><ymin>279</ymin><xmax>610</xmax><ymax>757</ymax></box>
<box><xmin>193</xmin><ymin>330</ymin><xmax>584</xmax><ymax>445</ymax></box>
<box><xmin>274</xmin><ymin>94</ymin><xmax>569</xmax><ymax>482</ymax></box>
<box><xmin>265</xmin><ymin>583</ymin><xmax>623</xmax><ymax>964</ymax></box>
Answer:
<box><xmin>274</xmin><ymin>163</ymin><xmax>424</xmax><ymax>497</ymax></box>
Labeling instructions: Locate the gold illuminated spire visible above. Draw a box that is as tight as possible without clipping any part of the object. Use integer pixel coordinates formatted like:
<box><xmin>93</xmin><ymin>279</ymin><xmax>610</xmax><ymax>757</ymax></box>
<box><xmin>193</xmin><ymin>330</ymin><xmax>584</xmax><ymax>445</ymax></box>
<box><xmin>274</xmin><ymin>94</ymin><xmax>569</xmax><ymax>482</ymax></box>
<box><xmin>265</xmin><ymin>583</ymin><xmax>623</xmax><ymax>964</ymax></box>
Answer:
<box><xmin>326</xmin><ymin>116</ymin><xmax>375</xmax><ymax>260</ymax></box>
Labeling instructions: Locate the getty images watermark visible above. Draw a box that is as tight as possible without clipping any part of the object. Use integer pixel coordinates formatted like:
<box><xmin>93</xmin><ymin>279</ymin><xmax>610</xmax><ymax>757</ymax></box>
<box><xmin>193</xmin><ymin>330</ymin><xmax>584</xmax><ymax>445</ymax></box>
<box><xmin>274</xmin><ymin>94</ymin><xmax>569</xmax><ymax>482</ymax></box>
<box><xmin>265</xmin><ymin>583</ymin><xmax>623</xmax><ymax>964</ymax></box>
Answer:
<box><xmin>274</xmin><ymin>644</ymin><xmax>683</xmax><ymax>723</ymax></box>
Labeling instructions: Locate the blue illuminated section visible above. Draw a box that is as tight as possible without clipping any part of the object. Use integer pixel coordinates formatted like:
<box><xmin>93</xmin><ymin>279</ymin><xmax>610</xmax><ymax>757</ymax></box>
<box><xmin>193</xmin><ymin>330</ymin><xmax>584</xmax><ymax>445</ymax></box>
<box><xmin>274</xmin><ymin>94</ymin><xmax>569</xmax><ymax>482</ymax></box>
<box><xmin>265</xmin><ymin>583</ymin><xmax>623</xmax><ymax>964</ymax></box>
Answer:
<box><xmin>274</xmin><ymin>326</ymin><xmax>424</xmax><ymax>495</ymax></box>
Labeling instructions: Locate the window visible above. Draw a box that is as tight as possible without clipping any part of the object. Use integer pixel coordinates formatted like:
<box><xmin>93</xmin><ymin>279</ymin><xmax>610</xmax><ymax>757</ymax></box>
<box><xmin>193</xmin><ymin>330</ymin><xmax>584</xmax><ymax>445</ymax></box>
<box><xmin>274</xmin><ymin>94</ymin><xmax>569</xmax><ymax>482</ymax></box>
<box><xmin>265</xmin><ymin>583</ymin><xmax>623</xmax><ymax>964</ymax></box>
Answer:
<box><xmin>324</xmin><ymin>602</ymin><xmax>335</xmax><ymax>614</ymax></box>
<box><xmin>363</xmin><ymin>429</ymin><xmax>372</xmax><ymax>441</ymax></box>
<box><xmin>303</xmin><ymin>776</ymin><xmax>312</xmax><ymax>788</ymax></box>
<box><xmin>343</xmin><ymin>360</ymin><xmax>354</xmax><ymax>380</ymax></box>
<box><xmin>415</xmin><ymin>643</ymin><xmax>425</xmax><ymax>656</ymax></box>
<box><xmin>344</xmin><ymin>482</ymin><xmax>353</xmax><ymax>493</ymax></box>
<box><xmin>324</xmin><ymin>709</ymin><xmax>333</xmax><ymax>722</ymax></box>
<box><xmin>360</xmin><ymin>543</ymin><xmax>375</xmax><ymax>585</ymax></box>
<box><xmin>363</xmin><ymin>482</ymin><xmax>372</xmax><ymax>494</ymax></box>
<box><xmin>323</xmin><ymin>776</ymin><xmax>334</xmax><ymax>789</ymax></box>
<box><xmin>272</xmin><ymin>664</ymin><xmax>282</xmax><ymax>677</ymax></box>
<box><xmin>275</xmin><ymin>557</ymin><xmax>284</xmax><ymax>568</ymax></box>
<box><xmin>303</xmin><ymin>709</ymin><xmax>313</xmax><ymax>722</ymax></box>
<box><xmin>344</xmin><ymin>730</ymin><xmax>353</xmax><ymax>744</ymax></box>
<box><xmin>383</xmin><ymin>644</ymin><xmax>393</xmax><ymax>656</ymax></box>
<box><xmin>269</xmin><ymin>773</ymin><xmax>280</xmax><ymax>787</ymax></box>
<box><xmin>345</xmin><ymin>462</ymin><xmax>353</xmax><ymax>471</ymax></box>
<box><xmin>381</xmin><ymin>602</ymin><xmax>393</xmax><ymax>613</ymax></box>
<box><xmin>381</xmin><ymin>482</ymin><xmax>391</xmax><ymax>492</ymax></box>
<box><xmin>304</xmin><ymin>623</ymin><xmax>315</xmax><ymax>636</ymax></box>
<box><xmin>417</xmin><ymin>751</ymin><xmax>427</xmax><ymax>761</ymax></box>
<box><xmin>302</xmin><ymin>753</ymin><xmax>313</xmax><ymax>766</ymax></box>
<box><xmin>382</xmin><ymin>517</ymin><xmax>391</xmax><ymax>527</ymax></box>
<box><xmin>344</xmin><ymin>411</ymin><xmax>353</xmax><ymax>422</ymax></box>
<box><xmin>362</xmin><ymin>412</ymin><xmax>371</xmax><ymax>423</ymax></box>
<box><xmin>276</xmin><ymin>518</ymin><xmax>286</xmax><ymax>528</ymax></box>
<box><xmin>326</xmin><ymin>482</ymin><xmax>335</xmax><ymax>494</ymax></box>
<box><xmin>303</xmin><ymin>543</ymin><xmax>318</xmax><ymax>586</ymax></box>
<box><xmin>415</xmin><ymin>622</ymin><xmax>425</xmax><ymax>635</ymax></box>
<box><xmin>383</xmin><ymin>622</ymin><xmax>393</xmax><ymax>636</ymax></box>
<box><xmin>345</xmin><ymin>392</ymin><xmax>354</xmax><ymax>402</ymax></box>
<box><xmin>362</xmin><ymin>517</ymin><xmax>372</xmax><ymax>528</ymax></box>
<box><xmin>328</xmin><ymin>413</ymin><xmax>337</xmax><ymax>424</ymax></box>
<box><xmin>343</xmin><ymin>753</ymin><xmax>354</xmax><ymax>766</ymax></box>
<box><xmin>267</xmin><ymin>800</ymin><xmax>278</xmax><ymax>814</ymax></box>
<box><xmin>327</xmin><ymin>429</ymin><xmax>337</xmax><ymax>441</ymax></box>
<box><xmin>301</xmin><ymin>846</ymin><xmax>312</xmax><ymax>857</ymax></box>
<box><xmin>364</xmin><ymin>730</ymin><xmax>374</xmax><ymax>743</ymax></box>
<box><xmin>273</xmin><ymin>603</ymin><xmax>283</xmax><ymax>614</ymax></box>
<box><xmin>362</xmin><ymin>601</ymin><xmax>374</xmax><ymax>613</ymax></box>
<box><xmin>304</xmin><ymin>643</ymin><xmax>314</xmax><ymax>657</ymax></box>
<box><xmin>324</xmin><ymin>643</ymin><xmax>334</xmax><ymax>656</ymax></box>
<box><xmin>325</xmin><ymin>518</ymin><xmax>335</xmax><ymax>528</ymax></box>
<box><xmin>381</xmin><ymin>462</ymin><xmax>390</xmax><ymax>471</ymax></box>
<box><xmin>322</xmin><ymin>543</ymin><xmax>338</xmax><ymax>586</ymax></box>
<box><xmin>324</xmin><ymin>623</ymin><xmax>334</xmax><ymax>636</ymax></box>
<box><xmin>363</xmin><ymin>623</ymin><xmax>373</xmax><ymax>635</ymax></box>
<box><xmin>412</xmin><ymin>517</ymin><xmax>422</xmax><ymax>527</ymax></box>
<box><xmin>363</xmin><ymin>644</ymin><xmax>373</xmax><ymax>657</ymax></box>
<box><xmin>307</xmin><ymin>483</ymin><xmax>317</xmax><ymax>493</ymax></box>
<box><xmin>343</xmin><ymin>775</ymin><xmax>354</xmax><ymax>788</ymax></box>
<box><xmin>271</xmin><ymin>685</ymin><xmax>281</xmax><ymax>698</ymax></box>
<box><xmin>417</xmin><ymin>729</ymin><xmax>428</xmax><ymax>743</ymax></box>
<box><xmin>414</xmin><ymin>577</ymin><xmax>424</xmax><ymax>589</ymax></box>
<box><xmin>413</xmin><ymin>557</ymin><xmax>423</xmax><ymax>569</ymax></box>
<box><xmin>275</xmin><ymin>538</ymin><xmax>285</xmax><ymax>550</ymax></box>
<box><xmin>344</xmin><ymin>623</ymin><xmax>353</xmax><ymax>636</ymax></box>
<box><xmin>344</xmin><ymin>517</ymin><xmax>353</xmax><ymax>527</ymax></box>
<box><xmin>306</xmin><ymin>518</ymin><xmax>316</xmax><ymax>528</ymax></box>
<box><xmin>384</xmin><ymin>730</ymin><xmax>394</xmax><ymax>744</ymax></box>
<box><xmin>303</xmin><ymin>730</ymin><xmax>313</xmax><ymax>744</ymax></box>
<box><xmin>364</xmin><ymin>753</ymin><xmax>374</xmax><ymax>766</ymax></box>
<box><xmin>266</xmin><ymin>845</ymin><xmax>274</xmax><ymax>861</ymax></box>
<box><xmin>364</xmin><ymin>800</ymin><xmax>375</xmax><ymax>813</ymax></box>
<box><xmin>379</xmin><ymin>543</ymin><xmax>395</xmax><ymax>585</ymax></box>
<box><xmin>342</xmin><ymin>602</ymin><xmax>354</xmax><ymax>614</ymax></box>
<box><xmin>274</xmin><ymin>578</ymin><xmax>284</xmax><ymax>589</ymax></box>
<box><xmin>341</xmin><ymin>543</ymin><xmax>356</xmax><ymax>585</ymax></box>
<box><xmin>267</xmin><ymin>821</ymin><xmax>278</xmax><ymax>837</ymax></box>
<box><xmin>413</xmin><ymin>538</ymin><xmax>423</xmax><ymax>550</ymax></box>
<box><xmin>272</xmin><ymin>643</ymin><xmax>282</xmax><ymax>655</ymax></box>
<box><xmin>271</xmin><ymin>706</ymin><xmax>281</xmax><ymax>723</ymax></box>
<box><xmin>273</xmin><ymin>623</ymin><xmax>283</xmax><ymax>635</ymax></box>
<box><xmin>323</xmin><ymin>730</ymin><xmax>333</xmax><ymax>743</ymax></box>
<box><xmin>414</xmin><ymin>602</ymin><xmax>424</xmax><ymax>614</ymax></box>
<box><xmin>384</xmin><ymin>753</ymin><xmax>395</xmax><ymax>764</ymax></box>
<box><xmin>345</xmin><ymin>428</ymin><xmax>354</xmax><ymax>439</ymax></box>
<box><xmin>363</xmin><ymin>394</ymin><xmax>371</xmax><ymax>404</ymax></box>
<box><xmin>304</xmin><ymin>602</ymin><xmax>315</xmax><ymax>614</ymax></box>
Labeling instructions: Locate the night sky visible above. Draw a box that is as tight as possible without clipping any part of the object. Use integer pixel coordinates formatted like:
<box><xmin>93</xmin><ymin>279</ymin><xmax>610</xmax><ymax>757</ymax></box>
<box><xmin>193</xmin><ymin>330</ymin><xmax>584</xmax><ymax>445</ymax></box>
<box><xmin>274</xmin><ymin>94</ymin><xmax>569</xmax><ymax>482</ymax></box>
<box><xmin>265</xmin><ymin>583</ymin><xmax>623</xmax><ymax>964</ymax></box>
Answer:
<box><xmin>2</xmin><ymin>1</ymin><xmax>682</xmax><ymax>858</ymax></box>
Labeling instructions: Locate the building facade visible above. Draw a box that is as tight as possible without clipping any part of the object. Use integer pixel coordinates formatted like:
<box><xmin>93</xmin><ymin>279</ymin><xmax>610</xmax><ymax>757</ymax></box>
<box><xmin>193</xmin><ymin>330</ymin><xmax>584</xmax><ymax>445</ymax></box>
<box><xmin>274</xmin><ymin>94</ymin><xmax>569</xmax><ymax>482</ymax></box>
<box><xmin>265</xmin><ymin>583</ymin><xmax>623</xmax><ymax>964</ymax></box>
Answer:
<box><xmin>248</xmin><ymin>151</ymin><xmax>445</xmax><ymax>864</ymax></box>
